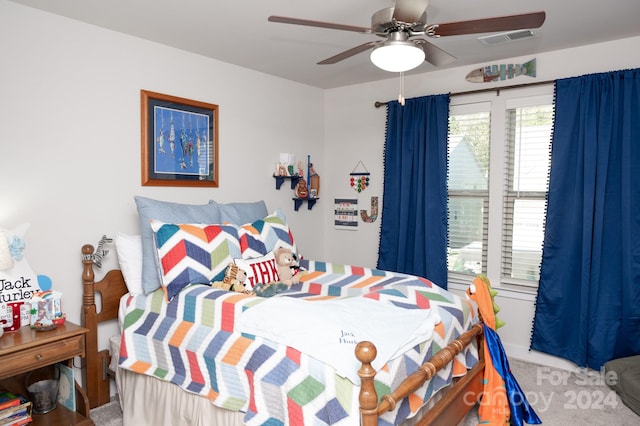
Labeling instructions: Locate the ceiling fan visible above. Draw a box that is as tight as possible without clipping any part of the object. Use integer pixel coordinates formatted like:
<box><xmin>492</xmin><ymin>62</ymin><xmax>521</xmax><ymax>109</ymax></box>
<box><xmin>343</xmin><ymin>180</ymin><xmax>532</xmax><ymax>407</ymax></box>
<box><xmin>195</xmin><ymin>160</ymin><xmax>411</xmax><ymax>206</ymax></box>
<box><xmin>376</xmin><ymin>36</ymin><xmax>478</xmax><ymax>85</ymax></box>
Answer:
<box><xmin>268</xmin><ymin>0</ymin><xmax>545</xmax><ymax>73</ymax></box>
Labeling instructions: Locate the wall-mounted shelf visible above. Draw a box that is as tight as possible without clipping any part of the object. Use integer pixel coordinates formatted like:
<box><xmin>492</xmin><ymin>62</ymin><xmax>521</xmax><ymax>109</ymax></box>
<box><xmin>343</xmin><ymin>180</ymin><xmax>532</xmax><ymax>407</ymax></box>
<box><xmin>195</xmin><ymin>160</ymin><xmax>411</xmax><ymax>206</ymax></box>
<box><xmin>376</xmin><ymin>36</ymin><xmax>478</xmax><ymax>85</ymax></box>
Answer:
<box><xmin>293</xmin><ymin>198</ymin><xmax>319</xmax><ymax>211</ymax></box>
<box><xmin>274</xmin><ymin>175</ymin><xmax>318</xmax><ymax>211</ymax></box>
<box><xmin>273</xmin><ymin>175</ymin><xmax>301</xmax><ymax>190</ymax></box>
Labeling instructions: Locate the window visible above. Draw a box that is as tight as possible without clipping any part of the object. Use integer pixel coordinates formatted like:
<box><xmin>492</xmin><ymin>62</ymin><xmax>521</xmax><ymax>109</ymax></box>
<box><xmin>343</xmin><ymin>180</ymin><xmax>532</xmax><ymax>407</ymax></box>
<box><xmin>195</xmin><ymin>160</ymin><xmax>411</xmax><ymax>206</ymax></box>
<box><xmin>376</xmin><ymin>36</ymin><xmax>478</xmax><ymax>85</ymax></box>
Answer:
<box><xmin>502</xmin><ymin>102</ymin><xmax>553</xmax><ymax>284</ymax></box>
<box><xmin>447</xmin><ymin>103</ymin><xmax>490</xmax><ymax>276</ymax></box>
<box><xmin>447</xmin><ymin>87</ymin><xmax>554</xmax><ymax>290</ymax></box>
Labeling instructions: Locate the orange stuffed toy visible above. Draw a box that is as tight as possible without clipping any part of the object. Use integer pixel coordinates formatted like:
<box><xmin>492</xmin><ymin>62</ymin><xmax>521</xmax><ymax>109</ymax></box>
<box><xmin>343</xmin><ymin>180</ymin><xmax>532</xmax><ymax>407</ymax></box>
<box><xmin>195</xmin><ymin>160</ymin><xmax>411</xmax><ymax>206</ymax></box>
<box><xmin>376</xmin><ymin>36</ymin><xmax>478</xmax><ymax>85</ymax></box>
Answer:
<box><xmin>467</xmin><ymin>275</ymin><xmax>541</xmax><ymax>426</ymax></box>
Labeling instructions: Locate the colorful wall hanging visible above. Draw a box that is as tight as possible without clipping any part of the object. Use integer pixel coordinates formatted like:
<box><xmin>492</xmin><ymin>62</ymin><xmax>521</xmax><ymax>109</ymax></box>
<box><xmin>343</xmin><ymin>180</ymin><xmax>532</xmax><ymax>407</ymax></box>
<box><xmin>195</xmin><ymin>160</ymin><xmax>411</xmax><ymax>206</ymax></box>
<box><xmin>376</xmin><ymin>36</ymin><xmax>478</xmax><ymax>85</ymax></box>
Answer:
<box><xmin>334</xmin><ymin>197</ymin><xmax>358</xmax><ymax>230</ymax></box>
<box><xmin>360</xmin><ymin>196</ymin><xmax>379</xmax><ymax>223</ymax></box>
<box><xmin>350</xmin><ymin>160</ymin><xmax>370</xmax><ymax>193</ymax></box>
<box><xmin>465</xmin><ymin>58</ymin><xmax>536</xmax><ymax>83</ymax></box>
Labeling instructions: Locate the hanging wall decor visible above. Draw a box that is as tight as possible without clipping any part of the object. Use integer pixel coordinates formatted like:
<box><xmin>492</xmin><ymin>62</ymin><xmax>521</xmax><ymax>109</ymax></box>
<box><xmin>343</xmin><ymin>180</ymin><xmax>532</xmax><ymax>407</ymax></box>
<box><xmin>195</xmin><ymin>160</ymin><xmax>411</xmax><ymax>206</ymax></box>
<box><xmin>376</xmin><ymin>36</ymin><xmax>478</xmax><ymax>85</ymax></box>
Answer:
<box><xmin>334</xmin><ymin>197</ymin><xmax>358</xmax><ymax>230</ymax></box>
<box><xmin>465</xmin><ymin>58</ymin><xmax>536</xmax><ymax>83</ymax></box>
<box><xmin>141</xmin><ymin>90</ymin><xmax>219</xmax><ymax>187</ymax></box>
<box><xmin>350</xmin><ymin>160</ymin><xmax>370</xmax><ymax>193</ymax></box>
<box><xmin>360</xmin><ymin>196</ymin><xmax>379</xmax><ymax>223</ymax></box>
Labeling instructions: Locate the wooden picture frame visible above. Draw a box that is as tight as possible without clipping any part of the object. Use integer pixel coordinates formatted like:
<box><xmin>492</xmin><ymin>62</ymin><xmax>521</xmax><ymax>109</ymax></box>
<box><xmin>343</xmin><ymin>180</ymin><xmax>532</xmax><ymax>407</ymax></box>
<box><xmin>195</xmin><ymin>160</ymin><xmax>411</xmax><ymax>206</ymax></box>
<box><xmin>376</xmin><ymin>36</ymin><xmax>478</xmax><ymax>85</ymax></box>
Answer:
<box><xmin>141</xmin><ymin>90</ymin><xmax>219</xmax><ymax>187</ymax></box>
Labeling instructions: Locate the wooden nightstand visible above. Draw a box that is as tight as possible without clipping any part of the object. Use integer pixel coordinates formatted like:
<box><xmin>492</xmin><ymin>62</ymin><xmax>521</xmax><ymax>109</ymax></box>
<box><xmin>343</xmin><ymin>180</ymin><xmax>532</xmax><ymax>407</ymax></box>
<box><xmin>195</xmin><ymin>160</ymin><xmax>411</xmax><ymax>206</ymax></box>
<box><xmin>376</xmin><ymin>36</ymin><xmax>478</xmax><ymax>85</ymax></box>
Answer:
<box><xmin>0</xmin><ymin>321</ymin><xmax>94</xmax><ymax>426</ymax></box>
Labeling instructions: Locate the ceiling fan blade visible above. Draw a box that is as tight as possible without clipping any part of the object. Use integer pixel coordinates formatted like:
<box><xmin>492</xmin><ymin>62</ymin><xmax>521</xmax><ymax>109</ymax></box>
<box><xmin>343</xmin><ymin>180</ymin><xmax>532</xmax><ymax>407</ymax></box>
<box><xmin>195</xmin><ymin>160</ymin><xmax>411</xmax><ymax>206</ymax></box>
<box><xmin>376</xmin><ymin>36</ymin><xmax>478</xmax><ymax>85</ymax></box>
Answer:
<box><xmin>268</xmin><ymin>15</ymin><xmax>372</xmax><ymax>33</ymax></box>
<box><xmin>392</xmin><ymin>0</ymin><xmax>430</xmax><ymax>24</ymax></box>
<box><xmin>317</xmin><ymin>41</ymin><xmax>379</xmax><ymax>65</ymax></box>
<box><xmin>414</xmin><ymin>39</ymin><xmax>456</xmax><ymax>66</ymax></box>
<box><xmin>430</xmin><ymin>11</ymin><xmax>546</xmax><ymax>37</ymax></box>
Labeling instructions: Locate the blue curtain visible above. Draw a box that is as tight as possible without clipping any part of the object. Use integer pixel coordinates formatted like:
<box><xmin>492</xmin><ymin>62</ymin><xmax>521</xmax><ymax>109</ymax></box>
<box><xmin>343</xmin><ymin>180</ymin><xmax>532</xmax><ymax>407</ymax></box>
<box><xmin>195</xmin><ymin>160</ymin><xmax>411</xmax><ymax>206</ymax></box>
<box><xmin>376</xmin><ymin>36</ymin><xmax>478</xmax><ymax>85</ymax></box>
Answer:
<box><xmin>531</xmin><ymin>69</ymin><xmax>640</xmax><ymax>369</ymax></box>
<box><xmin>377</xmin><ymin>95</ymin><xmax>450</xmax><ymax>289</ymax></box>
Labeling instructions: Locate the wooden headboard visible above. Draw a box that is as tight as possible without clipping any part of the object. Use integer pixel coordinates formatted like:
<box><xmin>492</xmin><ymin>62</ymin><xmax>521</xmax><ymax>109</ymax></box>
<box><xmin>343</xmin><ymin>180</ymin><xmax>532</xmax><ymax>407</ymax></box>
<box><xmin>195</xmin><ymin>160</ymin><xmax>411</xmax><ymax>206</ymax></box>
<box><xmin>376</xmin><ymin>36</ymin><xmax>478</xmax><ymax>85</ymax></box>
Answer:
<box><xmin>81</xmin><ymin>244</ymin><xmax>128</xmax><ymax>409</ymax></box>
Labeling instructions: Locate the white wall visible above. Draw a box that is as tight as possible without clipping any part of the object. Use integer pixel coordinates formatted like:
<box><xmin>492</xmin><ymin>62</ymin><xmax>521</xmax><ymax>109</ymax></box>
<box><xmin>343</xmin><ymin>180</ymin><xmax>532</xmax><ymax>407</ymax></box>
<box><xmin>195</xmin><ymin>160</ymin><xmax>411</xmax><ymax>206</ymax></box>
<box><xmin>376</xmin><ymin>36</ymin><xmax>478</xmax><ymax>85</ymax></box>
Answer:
<box><xmin>324</xmin><ymin>36</ymin><xmax>640</xmax><ymax>369</ymax></box>
<box><xmin>0</xmin><ymin>1</ymin><xmax>325</xmax><ymax>336</ymax></box>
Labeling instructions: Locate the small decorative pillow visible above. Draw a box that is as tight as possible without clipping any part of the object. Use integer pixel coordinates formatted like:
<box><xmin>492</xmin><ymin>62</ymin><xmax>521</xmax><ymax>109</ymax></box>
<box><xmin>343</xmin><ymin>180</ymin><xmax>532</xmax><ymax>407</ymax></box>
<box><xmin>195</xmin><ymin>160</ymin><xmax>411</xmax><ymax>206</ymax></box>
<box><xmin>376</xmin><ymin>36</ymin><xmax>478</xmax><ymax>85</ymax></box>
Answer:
<box><xmin>237</xmin><ymin>209</ymin><xmax>297</xmax><ymax>259</ymax></box>
<box><xmin>233</xmin><ymin>252</ymin><xmax>280</xmax><ymax>289</ymax></box>
<box><xmin>151</xmin><ymin>220</ymin><xmax>241</xmax><ymax>301</ymax></box>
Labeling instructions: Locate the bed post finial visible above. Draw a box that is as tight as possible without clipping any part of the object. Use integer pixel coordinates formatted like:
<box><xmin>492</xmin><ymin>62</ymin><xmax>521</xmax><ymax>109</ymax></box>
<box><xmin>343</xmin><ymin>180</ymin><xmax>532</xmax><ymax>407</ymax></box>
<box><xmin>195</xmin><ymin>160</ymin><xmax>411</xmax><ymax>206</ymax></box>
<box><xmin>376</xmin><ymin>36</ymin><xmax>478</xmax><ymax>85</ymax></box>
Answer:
<box><xmin>356</xmin><ymin>341</ymin><xmax>378</xmax><ymax>426</ymax></box>
<box><xmin>82</xmin><ymin>244</ymin><xmax>96</xmax><ymax>306</ymax></box>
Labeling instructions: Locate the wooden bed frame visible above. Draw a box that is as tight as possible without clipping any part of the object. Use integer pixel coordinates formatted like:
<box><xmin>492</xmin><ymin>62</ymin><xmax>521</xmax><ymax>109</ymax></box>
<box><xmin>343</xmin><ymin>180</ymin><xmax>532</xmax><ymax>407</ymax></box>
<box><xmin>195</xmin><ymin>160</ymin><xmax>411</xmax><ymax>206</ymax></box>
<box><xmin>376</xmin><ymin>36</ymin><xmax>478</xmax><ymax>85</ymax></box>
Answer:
<box><xmin>81</xmin><ymin>244</ymin><xmax>485</xmax><ymax>425</ymax></box>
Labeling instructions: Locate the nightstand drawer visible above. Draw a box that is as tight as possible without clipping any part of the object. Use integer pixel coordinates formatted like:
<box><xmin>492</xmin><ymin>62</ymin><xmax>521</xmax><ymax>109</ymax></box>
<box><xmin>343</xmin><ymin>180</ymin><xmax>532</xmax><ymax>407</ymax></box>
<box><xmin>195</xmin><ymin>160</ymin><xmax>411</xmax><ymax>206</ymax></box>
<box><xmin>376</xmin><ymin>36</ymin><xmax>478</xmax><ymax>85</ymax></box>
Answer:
<box><xmin>1</xmin><ymin>334</ymin><xmax>84</xmax><ymax>377</ymax></box>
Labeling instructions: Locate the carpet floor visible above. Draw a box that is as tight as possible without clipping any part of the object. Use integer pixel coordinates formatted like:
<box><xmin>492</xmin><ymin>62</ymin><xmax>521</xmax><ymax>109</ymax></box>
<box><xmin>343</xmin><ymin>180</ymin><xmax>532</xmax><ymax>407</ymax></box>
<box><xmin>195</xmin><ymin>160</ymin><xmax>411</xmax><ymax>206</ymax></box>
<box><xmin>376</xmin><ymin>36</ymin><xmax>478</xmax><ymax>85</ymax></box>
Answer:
<box><xmin>456</xmin><ymin>358</ymin><xmax>639</xmax><ymax>426</ymax></box>
<box><xmin>89</xmin><ymin>359</ymin><xmax>640</xmax><ymax>425</ymax></box>
<box><xmin>89</xmin><ymin>397</ymin><xmax>122</xmax><ymax>426</ymax></box>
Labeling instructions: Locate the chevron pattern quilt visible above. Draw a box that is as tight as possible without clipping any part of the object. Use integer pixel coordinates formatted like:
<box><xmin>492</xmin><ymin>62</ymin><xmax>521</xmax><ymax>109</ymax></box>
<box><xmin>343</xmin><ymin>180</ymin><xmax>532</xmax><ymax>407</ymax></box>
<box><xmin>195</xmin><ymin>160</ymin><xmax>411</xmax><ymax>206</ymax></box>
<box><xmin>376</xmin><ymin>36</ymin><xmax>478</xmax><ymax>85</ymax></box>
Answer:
<box><xmin>118</xmin><ymin>260</ymin><xmax>479</xmax><ymax>425</ymax></box>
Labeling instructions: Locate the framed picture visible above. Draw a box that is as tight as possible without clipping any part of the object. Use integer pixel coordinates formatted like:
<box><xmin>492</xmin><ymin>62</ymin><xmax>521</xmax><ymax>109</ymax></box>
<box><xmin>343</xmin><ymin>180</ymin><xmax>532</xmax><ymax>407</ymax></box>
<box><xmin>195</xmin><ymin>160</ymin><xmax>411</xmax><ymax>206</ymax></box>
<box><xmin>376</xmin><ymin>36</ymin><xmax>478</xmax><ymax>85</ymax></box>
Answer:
<box><xmin>141</xmin><ymin>90</ymin><xmax>219</xmax><ymax>187</ymax></box>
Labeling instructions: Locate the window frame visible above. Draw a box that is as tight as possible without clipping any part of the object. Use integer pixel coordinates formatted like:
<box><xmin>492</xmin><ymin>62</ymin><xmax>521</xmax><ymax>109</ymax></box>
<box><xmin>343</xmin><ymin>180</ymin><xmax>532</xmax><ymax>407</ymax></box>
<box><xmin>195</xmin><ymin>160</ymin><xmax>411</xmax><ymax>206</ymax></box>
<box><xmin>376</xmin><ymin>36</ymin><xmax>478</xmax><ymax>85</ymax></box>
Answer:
<box><xmin>447</xmin><ymin>85</ymin><xmax>554</xmax><ymax>292</ymax></box>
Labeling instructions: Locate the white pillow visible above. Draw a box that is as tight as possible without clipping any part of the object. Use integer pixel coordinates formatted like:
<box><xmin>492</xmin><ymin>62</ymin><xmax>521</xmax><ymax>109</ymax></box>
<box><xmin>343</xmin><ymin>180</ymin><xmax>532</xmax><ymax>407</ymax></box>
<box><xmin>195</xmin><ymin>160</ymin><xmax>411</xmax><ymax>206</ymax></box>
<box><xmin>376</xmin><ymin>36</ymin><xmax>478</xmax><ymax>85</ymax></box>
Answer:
<box><xmin>115</xmin><ymin>233</ymin><xmax>144</xmax><ymax>295</ymax></box>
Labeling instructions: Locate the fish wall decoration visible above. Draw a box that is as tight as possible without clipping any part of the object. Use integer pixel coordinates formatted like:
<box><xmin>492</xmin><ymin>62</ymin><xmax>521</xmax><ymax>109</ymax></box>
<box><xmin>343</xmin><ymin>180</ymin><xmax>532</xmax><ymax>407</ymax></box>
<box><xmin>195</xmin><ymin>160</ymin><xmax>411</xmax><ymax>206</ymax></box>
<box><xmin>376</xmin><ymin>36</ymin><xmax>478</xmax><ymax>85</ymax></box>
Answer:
<box><xmin>466</xmin><ymin>58</ymin><xmax>536</xmax><ymax>83</ymax></box>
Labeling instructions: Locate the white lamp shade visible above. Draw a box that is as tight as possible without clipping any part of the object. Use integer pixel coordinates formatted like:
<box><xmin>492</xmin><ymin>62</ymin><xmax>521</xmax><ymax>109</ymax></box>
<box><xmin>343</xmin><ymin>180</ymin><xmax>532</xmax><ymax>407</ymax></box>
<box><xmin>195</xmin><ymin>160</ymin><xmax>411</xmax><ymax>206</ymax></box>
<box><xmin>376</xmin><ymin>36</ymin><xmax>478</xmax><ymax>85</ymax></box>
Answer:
<box><xmin>0</xmin><ymin>231</ymin><xmax>14</xmax><ymax>271</ymax></box>
<box><xmin>370</xmin><ymin>42</ymin><xmax>425</xmax><ymax>73</ymax></box>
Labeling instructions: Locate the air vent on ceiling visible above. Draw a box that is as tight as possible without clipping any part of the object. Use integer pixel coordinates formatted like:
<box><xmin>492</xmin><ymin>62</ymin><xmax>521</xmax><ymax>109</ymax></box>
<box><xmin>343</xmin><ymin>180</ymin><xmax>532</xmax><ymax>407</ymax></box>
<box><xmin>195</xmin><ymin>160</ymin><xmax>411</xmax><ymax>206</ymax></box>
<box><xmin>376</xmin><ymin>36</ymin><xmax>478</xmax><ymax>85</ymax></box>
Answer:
<box><xmin>478</xmin><ymin>30</ymin><xmax>535</xmax><ymax>45</ymax></box>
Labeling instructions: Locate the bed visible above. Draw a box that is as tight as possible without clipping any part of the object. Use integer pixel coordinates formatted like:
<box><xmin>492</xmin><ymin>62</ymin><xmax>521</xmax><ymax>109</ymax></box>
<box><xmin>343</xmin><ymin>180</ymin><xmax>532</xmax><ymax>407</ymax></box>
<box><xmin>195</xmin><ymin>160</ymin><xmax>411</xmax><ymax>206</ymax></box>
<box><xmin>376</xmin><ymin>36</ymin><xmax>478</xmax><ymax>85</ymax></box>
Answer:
<box><xmin>80</xmin><ymin>198</ymin><xmax>485</xmax><ymax>425</ymax></box>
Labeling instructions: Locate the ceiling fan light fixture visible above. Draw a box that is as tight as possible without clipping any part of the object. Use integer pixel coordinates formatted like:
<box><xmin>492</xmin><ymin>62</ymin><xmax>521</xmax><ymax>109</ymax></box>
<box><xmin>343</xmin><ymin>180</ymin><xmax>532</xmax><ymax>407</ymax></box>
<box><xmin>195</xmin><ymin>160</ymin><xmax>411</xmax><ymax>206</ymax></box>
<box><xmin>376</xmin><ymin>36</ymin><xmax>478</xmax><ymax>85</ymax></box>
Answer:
<box><xmin>370</xmin><ymin>41</ymin><xmax>425</xmax><ymax>73</ymax></box>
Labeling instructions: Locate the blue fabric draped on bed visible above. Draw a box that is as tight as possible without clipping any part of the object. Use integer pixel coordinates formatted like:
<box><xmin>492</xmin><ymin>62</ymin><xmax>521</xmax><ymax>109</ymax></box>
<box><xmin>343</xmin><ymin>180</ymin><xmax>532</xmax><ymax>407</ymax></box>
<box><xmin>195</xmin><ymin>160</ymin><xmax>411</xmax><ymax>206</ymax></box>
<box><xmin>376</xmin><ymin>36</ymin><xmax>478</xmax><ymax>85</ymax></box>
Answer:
<box><xmin>531</xmin><ymin>68</ymin><xmax>640</xmax><ymax>369</ymax></box>
<box><xmin>377</xmin><ymin>95</ymin><xmax>449</xmax><ymax>289</ymax></box>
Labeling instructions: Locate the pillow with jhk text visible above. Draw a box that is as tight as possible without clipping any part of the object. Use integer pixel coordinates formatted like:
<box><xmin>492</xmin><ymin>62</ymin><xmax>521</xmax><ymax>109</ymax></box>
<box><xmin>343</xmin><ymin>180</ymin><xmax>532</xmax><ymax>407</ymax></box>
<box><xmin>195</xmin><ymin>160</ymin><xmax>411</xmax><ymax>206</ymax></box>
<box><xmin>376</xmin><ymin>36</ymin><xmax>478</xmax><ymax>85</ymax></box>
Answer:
<box><xmin>233</xmin><ymin>252</ymin><xmax>279</xmax><ymax>289</ymax></box>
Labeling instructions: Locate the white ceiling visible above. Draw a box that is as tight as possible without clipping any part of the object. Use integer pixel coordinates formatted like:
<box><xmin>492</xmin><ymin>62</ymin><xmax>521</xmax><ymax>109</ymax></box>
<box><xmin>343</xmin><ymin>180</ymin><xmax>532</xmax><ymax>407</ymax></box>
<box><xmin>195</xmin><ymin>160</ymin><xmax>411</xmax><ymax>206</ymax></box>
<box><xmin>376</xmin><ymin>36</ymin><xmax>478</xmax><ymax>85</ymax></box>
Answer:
<box><xmin>9</xmin><ymin>0</ymin><xmax>640</xmax><ymax>89</ymax></box>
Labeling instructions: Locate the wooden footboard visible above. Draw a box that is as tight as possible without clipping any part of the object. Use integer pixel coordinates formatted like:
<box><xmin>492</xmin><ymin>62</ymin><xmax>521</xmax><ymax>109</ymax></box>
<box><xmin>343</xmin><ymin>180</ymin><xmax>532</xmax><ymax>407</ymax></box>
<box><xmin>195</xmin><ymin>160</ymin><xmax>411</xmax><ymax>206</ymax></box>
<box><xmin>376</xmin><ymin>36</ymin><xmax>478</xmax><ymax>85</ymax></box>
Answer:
<box><xmin>357</xmin><ymin>323</ymin><xmax>485</xmax><ymax>426</ymax></box>
<box><xmin>81</xmin><ymin>244</ymin><xmax>128</xmax><ymax>409</ymax></box>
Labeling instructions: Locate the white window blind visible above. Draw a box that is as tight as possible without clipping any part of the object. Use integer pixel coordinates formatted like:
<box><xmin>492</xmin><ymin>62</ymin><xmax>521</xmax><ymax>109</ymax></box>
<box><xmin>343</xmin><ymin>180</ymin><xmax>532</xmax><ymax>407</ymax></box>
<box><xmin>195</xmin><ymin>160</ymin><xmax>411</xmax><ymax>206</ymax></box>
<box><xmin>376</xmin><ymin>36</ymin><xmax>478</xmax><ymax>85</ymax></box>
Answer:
<box><xmin>502</xmin><ymin>103</ymin><xmax>554</xmax><ymax>285</ymax></box>
<box><xmin>447</xmin><ymin>106</ymin><xmax>491</xmax><ymax>276</ymax></box>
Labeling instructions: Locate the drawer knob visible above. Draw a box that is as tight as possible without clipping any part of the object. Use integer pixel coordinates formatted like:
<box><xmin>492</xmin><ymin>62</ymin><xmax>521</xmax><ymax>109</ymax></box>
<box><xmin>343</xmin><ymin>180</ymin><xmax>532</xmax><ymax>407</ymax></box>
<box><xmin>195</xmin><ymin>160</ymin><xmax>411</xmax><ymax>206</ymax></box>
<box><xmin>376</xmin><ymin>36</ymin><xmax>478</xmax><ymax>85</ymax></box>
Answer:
<box><xmin>35</xmin><ymin>354</ymin><xmax>42</xmax><ymax>360</ymax></box>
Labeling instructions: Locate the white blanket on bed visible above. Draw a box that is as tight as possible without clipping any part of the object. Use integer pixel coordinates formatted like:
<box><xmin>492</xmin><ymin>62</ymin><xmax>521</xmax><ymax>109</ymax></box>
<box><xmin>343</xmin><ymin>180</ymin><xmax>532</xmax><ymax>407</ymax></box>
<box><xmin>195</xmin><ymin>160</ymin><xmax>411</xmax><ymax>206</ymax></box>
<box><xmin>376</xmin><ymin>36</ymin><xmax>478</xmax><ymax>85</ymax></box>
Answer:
<box><xmin>237</xmin><ymin>296</ymin><xmax>440</xmax><ymax>383</ymax></box>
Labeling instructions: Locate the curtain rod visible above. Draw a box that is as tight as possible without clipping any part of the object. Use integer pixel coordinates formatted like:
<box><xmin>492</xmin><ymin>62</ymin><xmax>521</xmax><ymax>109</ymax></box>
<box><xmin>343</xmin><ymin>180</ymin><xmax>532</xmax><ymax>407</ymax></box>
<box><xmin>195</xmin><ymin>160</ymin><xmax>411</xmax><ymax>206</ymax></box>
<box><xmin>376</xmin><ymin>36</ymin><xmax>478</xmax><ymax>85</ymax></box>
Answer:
<box><xmin>374</xmin><ymin>79</ymin><xmax>554</xmax><ymax>108</ymax></box>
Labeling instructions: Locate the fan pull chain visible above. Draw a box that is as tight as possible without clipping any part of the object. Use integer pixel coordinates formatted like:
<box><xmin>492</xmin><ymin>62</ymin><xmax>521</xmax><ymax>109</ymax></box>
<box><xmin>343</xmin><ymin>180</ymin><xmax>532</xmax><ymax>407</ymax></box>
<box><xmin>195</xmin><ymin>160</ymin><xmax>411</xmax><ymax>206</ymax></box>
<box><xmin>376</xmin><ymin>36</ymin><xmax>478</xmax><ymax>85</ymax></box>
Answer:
<box><xmin>398</xmin><ymin>72</ymin><xmax>406</xmax><ymax>106</ymax></box>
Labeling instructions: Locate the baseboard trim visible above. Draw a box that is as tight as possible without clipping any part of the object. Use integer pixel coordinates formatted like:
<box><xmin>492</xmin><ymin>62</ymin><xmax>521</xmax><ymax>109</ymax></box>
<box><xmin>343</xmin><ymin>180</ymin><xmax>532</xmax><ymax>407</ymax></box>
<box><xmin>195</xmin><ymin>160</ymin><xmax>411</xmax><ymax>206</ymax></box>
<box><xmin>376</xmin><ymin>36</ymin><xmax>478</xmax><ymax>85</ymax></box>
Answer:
<box><xmin>503</xmin><ymin>343</ymin><xmax>579</xmax><ymax>372</ymax></box>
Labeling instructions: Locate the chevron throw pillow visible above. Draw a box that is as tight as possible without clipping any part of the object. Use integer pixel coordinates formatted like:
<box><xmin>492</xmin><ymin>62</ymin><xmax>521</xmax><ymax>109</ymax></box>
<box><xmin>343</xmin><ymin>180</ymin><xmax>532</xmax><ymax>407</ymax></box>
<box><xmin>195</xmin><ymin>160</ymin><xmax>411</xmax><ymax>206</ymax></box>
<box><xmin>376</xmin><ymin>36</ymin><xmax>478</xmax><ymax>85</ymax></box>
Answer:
<box><xmin>151</xmin><ymin>220</ymin><xmax>241</xmax><ymax>301</ymax></box>
<box><xmin>238</xmin><ymin>209</ymin><xmax>297</xmax><ymax>259</ymax></box>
